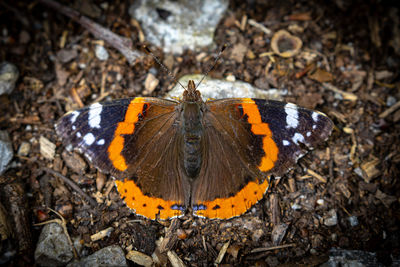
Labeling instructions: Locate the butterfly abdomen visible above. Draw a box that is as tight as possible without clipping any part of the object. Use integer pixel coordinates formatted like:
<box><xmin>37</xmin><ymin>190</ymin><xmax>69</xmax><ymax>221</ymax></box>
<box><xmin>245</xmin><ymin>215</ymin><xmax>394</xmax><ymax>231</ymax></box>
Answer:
<box><xmin>182</xmin><ymin>102</ymin><xmax>204</xmax><ymax>178</ymax></box>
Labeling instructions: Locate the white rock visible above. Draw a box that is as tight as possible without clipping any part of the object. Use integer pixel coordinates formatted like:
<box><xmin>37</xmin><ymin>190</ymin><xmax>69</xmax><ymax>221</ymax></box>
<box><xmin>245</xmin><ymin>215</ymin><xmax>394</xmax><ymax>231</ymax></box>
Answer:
<box><xmin>166</xmin><ymin>74</ymin><xmax>286</xmax><ymax>100</ymax></box>
<box><xmin>129</xmin><ymin>0</ymin><xmax>228</xmax><ymax>54</ymax></box>
<box><xmin>35</xmin><ymin>223</ymin><xmax>74</xmax><ymax>266</ymax></box>
<box><xmin>95</xmin><ymin>45</ymin><xmax>109</xmax><ymax>61</ymax></box>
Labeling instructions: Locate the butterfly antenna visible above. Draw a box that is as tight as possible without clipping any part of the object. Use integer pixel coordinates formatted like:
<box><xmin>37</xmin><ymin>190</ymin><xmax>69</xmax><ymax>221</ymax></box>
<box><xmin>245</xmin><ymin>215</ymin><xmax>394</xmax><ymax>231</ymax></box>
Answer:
<box><xmin>196</xmin><ymin>43</ymin><xmax>228</xmax><ymax>89</ymax></box>
<box><xmin>143</xmin><ymin>45</ymin><xmax>186</xmax><ymax>90</ymax></box>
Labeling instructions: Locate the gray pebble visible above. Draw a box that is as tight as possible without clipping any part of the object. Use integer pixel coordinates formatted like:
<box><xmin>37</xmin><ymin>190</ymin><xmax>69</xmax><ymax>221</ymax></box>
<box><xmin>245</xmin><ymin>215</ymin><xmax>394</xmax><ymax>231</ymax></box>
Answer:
<box><xmin>0</xmin><ymin>62</ymin><xmax>19</xmax><ymax>95</ymax></box>
<box><xmin>0</xmin><ymin>130</ymin><xmax>13</xmax><ymax>175</ymax></box>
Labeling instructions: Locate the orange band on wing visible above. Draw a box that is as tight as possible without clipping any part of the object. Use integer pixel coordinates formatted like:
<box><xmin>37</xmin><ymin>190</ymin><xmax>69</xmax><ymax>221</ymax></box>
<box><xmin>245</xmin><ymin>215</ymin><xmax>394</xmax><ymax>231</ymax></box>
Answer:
<box><xmin>241</xmin><ymin>98</ymin><xmax>279</xmax><ymax>172</ymax></box>
<box><xmin>115</xmin><ymin>179</ymin><xmax>184</xmax><ymax>220</ymax></box>
<box><xmin>193</xmin><ymin>178</ymin><xmax>269</xmax><ymax>219</ymax></box>
<box><xmin>108</xmin><ymin>98</ymin><xmax>146</xmax><ymax>171</ymax></box>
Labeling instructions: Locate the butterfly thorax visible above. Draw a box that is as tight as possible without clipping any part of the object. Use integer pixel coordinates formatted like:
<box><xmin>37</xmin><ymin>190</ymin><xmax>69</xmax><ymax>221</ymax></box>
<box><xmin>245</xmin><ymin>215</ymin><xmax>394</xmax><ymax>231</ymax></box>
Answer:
<box><xmin>181</xmin><ymin>80</ymin><xmax>204</xmax><ymax>178</ymax></box>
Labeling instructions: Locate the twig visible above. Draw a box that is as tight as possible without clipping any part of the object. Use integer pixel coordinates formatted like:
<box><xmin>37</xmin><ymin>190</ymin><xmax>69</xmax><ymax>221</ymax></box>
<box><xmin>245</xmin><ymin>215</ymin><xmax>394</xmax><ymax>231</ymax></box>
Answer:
<box><xmin>379</xmin><ymin>100</ymin><xmax>400</xmax><ymax>118</ymax></box>
<box><xmin>250</xmin><ymin>243</ymin><xmax>296</xmax><ymax>253</ymax></box>
<box><xmin>38</xmin><ymin>0</ymin><xmax>143</xmax><ymax>65</ymax></box>
<box><xmin>248</xmin><ymin>19</ymin><xmax>272</xmax><ymax>35</ymax></box>
<box><xmin>42</xmin><ymin>167</ymin><xmax>98</xmax><ymax>207</ymax></box>
<box><xmin>306</xmin><ymin>169</ymin><xmax>327</xmax><ymax>183</ymax></box>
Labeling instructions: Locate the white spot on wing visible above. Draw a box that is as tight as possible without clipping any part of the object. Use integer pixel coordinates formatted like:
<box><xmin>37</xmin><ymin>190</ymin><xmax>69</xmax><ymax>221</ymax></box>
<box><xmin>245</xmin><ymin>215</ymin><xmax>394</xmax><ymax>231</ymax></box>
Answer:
<box><xmin>312</xmin><ymin>124</ymin><xmax>317</xmax><ymax>130</ymax></box>
<box><xmin>285</xmin><ymin>103</ymin><xmax>299</xmax><ymax>129</ymax></box>
<box><xmin>283</xmin><ymin>140</ymin><xmax>290</xmax><ymax>146</ymax></box>
<box><xmin>83</xmin><ymin>133</ymin><xmax>95</xmax><ymax>145</ymax></box>
<box><xmin>72</xmin><ymin>125</ymin><xmax>76</xmax><ymax>130</ymax></box>
<box><xmin>88</xmin><ymin>103</ymin><xmax>102</xmax><ymax>129</ymax></box>
<box><xmin>306</xmin><ymin>131</ymin><xmax>311</xmax><ymax>137</ymax></box>
<box><xmin>76</xmin><ymin>132</ymin><xmax>82</xmax><ymax>138</ymax></box>
<box><xmin>312</xmin><ymin>112</ymin><xmax>319</xmax><ymax>122</ymax></box>
<box><xmin>96</xmin><ymin>139</ymin><xmax>105</xmax><ymax>145</ymax></box>
<box><xmin>70</xmin><ymin>111</ymin><xmax>80</xmax><ymax>123</ymax></box>
<box><xmin>292</xmin><ymin>133</ymin><xmax>305</xmax><ymax>144</ymax></box>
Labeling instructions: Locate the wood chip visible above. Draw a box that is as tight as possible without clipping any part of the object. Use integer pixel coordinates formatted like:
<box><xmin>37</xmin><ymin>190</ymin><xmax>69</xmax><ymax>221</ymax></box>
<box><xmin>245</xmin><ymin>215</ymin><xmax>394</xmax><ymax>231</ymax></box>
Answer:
<box><xmin>323</xmin><ymin>82</ymin><xmax>358</xmax><ymax>101</ymax></box>
<box><xmin>240</xmin><ymin>14</ymin><xmax>247</xmax><ymax>31</ymax></box>
<box><xmin>126</xmin><ymin>250</ymin><xmax>153</xmax><ymax>267</ymax></box>
<box><xmin>337</xmin><ymin>183</ymin><xmax>351</xmax><ymax>198</ymax></box>
<box><xmin>90</xmin><ymin>226</ymin><xmax>114</xmax><ymax>242</ymax></box>
<box><xmin>288</xmin><ymin>178</ymin><xmax>297</xmax><ymax>193</ymax></box>
<box><xmin>375</xmin><ymin>70</ymin><xmax>393</xmax><ymax>80</ymax></box>
<box><xmin>308</xmin><ymin>68</ymin><xmax>333</xmax><ymax>83</ymax></box>
<box><xmin>360</xmin><ymin>157</ymin><xmax>380</xmax><ymax>183</ymax></box>
<box><xmin>215</xmin><ymin>240</ymin><xmax>230</xmax><ymax>265</ymax></box>
<box><xmin>306</xmin><ymin>169</ymin><xmax>327</xmax><ymax>183</ymax></box>
<box><xmin>167</xmin><ymin>250</ymin><xmax>186</xmax><ymax>267</ymax></box>
<box><xmin>231</xmin><ymin>43</ymin><xmax>247</xmax><ymax>63</ymax></box>
<box><xmin>39</xmin><ymin>136</ymin><xmax>56</xmax><ymax>160</ymax></box>
<box><xmin>96</xmin><ymin>171</ymin><xmax>107</xmax><ymax>192</ymax></box>
<box><xmin>270</xmin><ymin>193</ymin><xmax>280</xmax><ymax>225</ymax></box>
<box><xmin>248</xmin><ymin>19</ymin><xmax>271</xmax><ymax>35</ymax></box>
<box><xmin>271</xmin><ymin>223</ymin><xmax>289</xmax><ymax>246</ymax></box>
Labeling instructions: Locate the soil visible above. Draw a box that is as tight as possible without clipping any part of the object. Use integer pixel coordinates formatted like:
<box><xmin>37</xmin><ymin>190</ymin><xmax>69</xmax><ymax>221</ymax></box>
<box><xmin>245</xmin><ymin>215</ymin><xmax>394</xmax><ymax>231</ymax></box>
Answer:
<box><xmin>0</xmin><ymin>0</ymin><xmax>399</xmax><ymax>266</ymax></box>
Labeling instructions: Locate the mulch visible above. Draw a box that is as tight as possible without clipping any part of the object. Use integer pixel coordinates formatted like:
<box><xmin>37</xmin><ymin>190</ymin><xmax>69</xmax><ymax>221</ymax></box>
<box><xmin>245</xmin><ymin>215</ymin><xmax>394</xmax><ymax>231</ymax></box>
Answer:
<box><xmin>0</xmin><ymin>0</ymin><xmax>399</xmax><ymax>266</ymax></box>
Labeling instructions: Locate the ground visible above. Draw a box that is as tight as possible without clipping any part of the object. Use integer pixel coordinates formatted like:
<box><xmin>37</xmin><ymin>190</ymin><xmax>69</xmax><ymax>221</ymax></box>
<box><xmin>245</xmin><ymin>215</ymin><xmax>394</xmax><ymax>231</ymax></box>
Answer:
<box><xmin>0</xmin><ymin>0</ymin><xmax>399</xmax><ymax>266</ymax></box>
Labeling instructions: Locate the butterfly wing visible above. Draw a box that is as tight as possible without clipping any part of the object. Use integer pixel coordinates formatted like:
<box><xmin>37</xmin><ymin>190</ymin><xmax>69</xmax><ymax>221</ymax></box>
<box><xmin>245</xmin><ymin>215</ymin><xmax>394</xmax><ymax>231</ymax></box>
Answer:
<box><xmin>191</xmin><ymin>98</ymin><xmax>333</xmax><ymax>219</ymax></box>
<box><xmin>56</xmin><ymin>97</ymin><xmax>189</xmax><ymax>220</ymax></box>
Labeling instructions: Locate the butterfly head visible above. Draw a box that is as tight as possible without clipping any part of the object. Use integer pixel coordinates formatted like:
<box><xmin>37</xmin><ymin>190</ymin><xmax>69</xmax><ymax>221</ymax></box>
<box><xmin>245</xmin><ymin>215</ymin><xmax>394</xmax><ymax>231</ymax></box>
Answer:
<box><xmin>183</xmin><ymin>80</ymin><xmax>202</xmax><ymax>102</ymax></box>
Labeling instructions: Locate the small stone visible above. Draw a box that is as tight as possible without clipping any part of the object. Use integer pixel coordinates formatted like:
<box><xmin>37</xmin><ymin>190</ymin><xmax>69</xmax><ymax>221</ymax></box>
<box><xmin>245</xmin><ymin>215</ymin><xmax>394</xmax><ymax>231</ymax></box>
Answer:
<box><xmin>353</xmin><ymin>167</ymin><xmax>363</xmax><ymax>178</ymax></box>
<box><xmin>19</xmin><ymin>30</ymin><xmax>31</xmax><ymax>44</ymax></box>
<box><xmin>321</xmin><ymin>248</ymin><xmax>384</xmax><ymax>267</ymax></box>
<box><xmin>57</xmin><ymin>49</ymin><xmax>78</xmax><ymax>63</ymax></box>
<box><xmin>0</xmin><ymin>62</ymin><xmax>19</xmax><ymax>95</ymax></box>
<box><xmin>35</xmin><ymin>223</ymin><xmax>74</xmax><ymax>266</ymax></box>
<box><xmin>17</xmin><ymin>141</ymin><xmax>31</xmax><ymax>157</ymax></box>
<box><xmin>67</xmin><ymin>245</ymin><xmax>127</xmax><ymax>267</ymax></box>
<box><xmin>144</xmin><ymin>73</ymin><xmax>159</xmax><ymax>95</ymax></box>
<box><xmin>252</xmin><ymin>229</ymin><xmax>264</xmax><ymax>242</ymax></box>
<box><xmin>0</xmin><ymin>131</ymin><xmax>13</xmax><ymax>175</ymax></box>
<box><xmin>225</xmin><ymin>74</ymin><xmax>236</xmax><ymax>82</ymax></box>
<box><xmin>95</xmin><ymin>45</ymin><xmax>109</xmax><ymax>61</ymax></box>
<box><xmin>291</xmin><ymin>203</ymin><xmax>301</xmax><ymax>210</ymax></box>
<box><xmin>386</xmin><ymin>96</ymin><xmax>396</xmax><ymax>106</ymax></box>
<box><xmin>348</xmin><ymin>216</ymin><xmax>359</xmax><ymax>227</ymax></box>
<box><xmin>129</xmin><ymin>0</ymin><xmax>228</xmax><ymax>54</ymax></box>
<box><xmin>61</xmin><ymin>151</ymin><xmax>87</xmax><ymax>174</ymax></box>
<box><xmin>39</xmin><ymin>136</ymin><xmax>56</xmax><ymax>160</ymax></box>
<box><xmin>323</xmin><ymin>209</ymin><xmax>338</xmax><ymax>226</ymax></box>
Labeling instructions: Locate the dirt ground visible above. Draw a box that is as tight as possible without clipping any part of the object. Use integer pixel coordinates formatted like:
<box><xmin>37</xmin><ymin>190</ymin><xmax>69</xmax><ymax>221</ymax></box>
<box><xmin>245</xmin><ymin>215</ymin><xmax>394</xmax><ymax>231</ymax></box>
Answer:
<box><xmin>0</xmin><ymin>0</ymin><xmax>399</xmax><ymax>266</ymax></box>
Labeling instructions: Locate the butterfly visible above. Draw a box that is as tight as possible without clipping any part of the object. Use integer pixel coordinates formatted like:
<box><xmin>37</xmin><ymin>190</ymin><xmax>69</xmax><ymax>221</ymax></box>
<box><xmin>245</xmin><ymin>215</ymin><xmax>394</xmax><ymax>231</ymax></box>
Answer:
<box><xmin>55</xmin><ymin>79</ymin><xmax>333</xmax><ymax>220</ymax></box>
